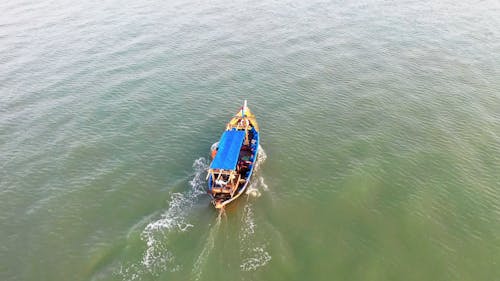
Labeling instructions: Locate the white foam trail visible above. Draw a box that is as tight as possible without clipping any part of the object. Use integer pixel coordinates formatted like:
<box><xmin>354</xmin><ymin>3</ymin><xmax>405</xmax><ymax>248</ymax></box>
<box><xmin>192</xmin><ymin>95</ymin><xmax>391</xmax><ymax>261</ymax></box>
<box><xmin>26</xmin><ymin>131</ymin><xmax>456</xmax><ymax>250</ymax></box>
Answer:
<box><xmin>246</xmin><ymin>177</ymin><xmax>262</xmax><ymax>197</ymax></box>
<box><xmin>117</xmin><ymin>158</ymin><xmax>208</xmax><ymax>280</ymax></box>
<box><xmin>245</xmin><ymin>145</ymin><xmax>268</xmax><ymax>197</ymax></box>
<box><xmin>119</xmin><ymin>147</ymin><xmax>268</xmax><ymax>279</ymax></box>
<box><xmin>140</xmin><ymin>158</ymin><xmax>207</xmax><ymax>272</ymax></box>
<box><xmin>238</xmin><ymin>203</ymin><xmax>271</xmax><ymax>272</ymax></box>
<box><xmin>191</xmin><ymin>211</ymin><xmax>224</xmax><ymax>281</ymax></box>
<box><xmin>239</xmin><ymin>146</ymin><xmax>272</xmax><ymax>271</ymax></box>
<box><xmin>239</xmin><ymin>204</ymin><xmax>256</xmax><ymax>243</ymax></box>
<box><xmin>246</xmin><ymin>188</ymin><xmax>261</xmax><ymax>198</ymax></box>
<box><xmin>246</xmin><ymin>176</ymin><xmax>269</xmax><ymax>197</ymax></box>
<box><xmin>240</xmin><ymin>247</ymin><xmax>272</xmax><ymax>271</ymax></box>
<box><xmin>117</xmin><ymin>263</ymin><xmax>142</xmax><ymax>281</ymax></box>
<box><xmin>254</xmin><ymin>145</ymin><xmax>267</xmax><ymax>172</ymax></box>
<box><xmin>259</xmin><ymin>176</ymin><xmax>268</xmax><ymax>191</ymax></box>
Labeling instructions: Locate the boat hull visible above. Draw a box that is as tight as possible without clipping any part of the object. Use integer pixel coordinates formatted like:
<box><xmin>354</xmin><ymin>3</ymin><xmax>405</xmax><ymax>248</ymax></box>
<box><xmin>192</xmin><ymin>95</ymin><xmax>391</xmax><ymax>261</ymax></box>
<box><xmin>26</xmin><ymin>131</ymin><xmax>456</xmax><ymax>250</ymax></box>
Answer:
<box><xmin>208</xmin><ymin>143</ymin><xmax>259</xmax><ymax>209</ymax></box>
<box><xmin>207</xmin><ymin>101</ymin><xmax>259</xmax><ymax>209</ymax></box>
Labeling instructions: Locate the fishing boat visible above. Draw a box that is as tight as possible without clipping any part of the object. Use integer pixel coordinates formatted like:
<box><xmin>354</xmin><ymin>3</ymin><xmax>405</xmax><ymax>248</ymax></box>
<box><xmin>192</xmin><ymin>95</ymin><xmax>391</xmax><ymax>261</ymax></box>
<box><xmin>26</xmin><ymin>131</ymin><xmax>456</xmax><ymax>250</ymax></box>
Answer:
<box><xmin>207</xmin><ymin>100</ymin><xmax>260</xmax><ymax>209</ymax></box>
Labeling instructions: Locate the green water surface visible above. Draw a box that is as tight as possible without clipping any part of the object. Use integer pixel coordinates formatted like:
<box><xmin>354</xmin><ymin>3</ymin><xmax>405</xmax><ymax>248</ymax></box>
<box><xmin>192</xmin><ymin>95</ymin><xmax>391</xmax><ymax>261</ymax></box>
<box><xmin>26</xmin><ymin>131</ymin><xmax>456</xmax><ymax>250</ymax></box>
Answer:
<box><xmin>1</xmin><ymin>0</ymin><xmax>500</xmax><ymax>280</ymax></box>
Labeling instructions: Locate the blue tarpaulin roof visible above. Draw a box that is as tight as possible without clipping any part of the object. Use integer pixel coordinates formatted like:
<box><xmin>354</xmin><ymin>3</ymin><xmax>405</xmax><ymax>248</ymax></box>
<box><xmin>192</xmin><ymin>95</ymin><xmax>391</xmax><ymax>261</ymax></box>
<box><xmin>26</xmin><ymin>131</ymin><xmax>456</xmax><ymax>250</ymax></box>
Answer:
<box><xmin>210</xmin><ymin>130</ymin><xmax>245</xmax><ymax>170</ymax></box>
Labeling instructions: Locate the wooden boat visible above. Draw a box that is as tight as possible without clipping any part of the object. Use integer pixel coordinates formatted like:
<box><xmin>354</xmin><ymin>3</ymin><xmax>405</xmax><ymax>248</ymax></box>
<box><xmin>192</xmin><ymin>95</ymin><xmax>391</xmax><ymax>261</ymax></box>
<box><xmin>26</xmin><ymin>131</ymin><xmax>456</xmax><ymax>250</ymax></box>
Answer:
<box><xmin>207</xmin><ymin>100</ymin><xmax>260</xmax><ymax>209</ymax></box>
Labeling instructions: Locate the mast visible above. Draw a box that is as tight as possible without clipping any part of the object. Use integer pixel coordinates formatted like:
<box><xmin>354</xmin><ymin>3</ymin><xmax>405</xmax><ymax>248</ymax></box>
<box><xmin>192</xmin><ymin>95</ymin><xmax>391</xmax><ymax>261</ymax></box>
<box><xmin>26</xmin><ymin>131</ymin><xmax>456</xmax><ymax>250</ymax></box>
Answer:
<box><xmin>241</xmin><ymin>100</ymin><xmax>247</xmax><ymax>117</ymax></box>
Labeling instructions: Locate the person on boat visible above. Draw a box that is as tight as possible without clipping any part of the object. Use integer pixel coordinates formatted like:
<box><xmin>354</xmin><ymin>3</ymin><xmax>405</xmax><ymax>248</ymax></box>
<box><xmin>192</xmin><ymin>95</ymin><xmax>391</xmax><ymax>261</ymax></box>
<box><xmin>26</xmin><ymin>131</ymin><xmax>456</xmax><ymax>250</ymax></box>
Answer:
<box><xmin>238</xmin><ymin>118</ymin><xmax>249</xmax><ymax>128</ymax></box>
<box><xmin>215</xmin><ymin>178</ymin><xmax>227</xmax><ymax>186</ymax></box>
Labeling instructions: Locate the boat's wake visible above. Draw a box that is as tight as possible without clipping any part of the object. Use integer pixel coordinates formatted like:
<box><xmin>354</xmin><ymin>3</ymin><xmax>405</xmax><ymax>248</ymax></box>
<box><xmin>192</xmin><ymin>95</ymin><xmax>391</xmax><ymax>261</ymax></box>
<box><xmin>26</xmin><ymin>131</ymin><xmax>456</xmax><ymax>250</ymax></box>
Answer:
<box><xmin>118</xmin><ymin>146</ymin><xmax>269</xmax><ymax>280</ymax></box>
<box><xmin>239</xmin><ymin>146</ymin><xmax>271</xmax><ymax>271</ymax></box>
<box><xmin>245</xmin><ymin>145</ymin><xmax>268</xmax><ymax>198</ymax></box>
<box><xmin>239</xmin><ymin>203</ymin><xmax>272</xmax><ymax>272</ymax></box>
<box><xmin>117</xmin><ymin>158</ymin><xmax>208</xmax><ymax>280</ymax></box>
<box><xmin>255</xmin><ymin>145</ymin><xmax>267</xmax><ymax>172</ymax></box>
<box><xmin>246</xmin><ymin>176</ymin><xmax>269</xmax><ymax>198</ymax></box>
<box><xmin>141</xmin><ymin>158</ymin><xmax>207</xmax><ymax>272</ymax></box>
<box><xmin>191</xmin><ymin>210</ymin><xmax>224</xmax><ymax>281</ymax></box>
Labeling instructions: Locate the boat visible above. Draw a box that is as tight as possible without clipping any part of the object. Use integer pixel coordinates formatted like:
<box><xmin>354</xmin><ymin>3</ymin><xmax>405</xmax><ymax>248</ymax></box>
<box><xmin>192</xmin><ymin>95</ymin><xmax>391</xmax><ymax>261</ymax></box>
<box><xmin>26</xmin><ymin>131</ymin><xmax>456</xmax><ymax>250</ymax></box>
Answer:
<box><xmin>207</xmin><ymin>100</ymin><xmax>260</xmax><ymax>209</ymax></box>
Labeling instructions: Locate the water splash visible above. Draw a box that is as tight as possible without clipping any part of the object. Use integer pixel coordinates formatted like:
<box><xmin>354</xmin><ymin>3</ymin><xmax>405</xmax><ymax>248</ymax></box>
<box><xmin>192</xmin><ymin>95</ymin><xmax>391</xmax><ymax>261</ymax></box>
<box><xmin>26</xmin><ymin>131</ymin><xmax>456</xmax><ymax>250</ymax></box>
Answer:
<box><xmin>246</xmin><ymin>177</ymin><xmax>269</xmax><ymax>198</ymax></box>
<box><xmin>240</xmin><ymin>204</ymin><xmax>256</xmax><ymax>242</ymax></box>
<box><xmin>245</xmin><ymin>145</ymin><xmax>268</xmax><ymax>197</ymax></box>
<box><xmin>254</xmin><ymin>145</ymin><xmax>267</xmax><ymax>172</ymax></box>
<box><xmin>246</xmin><ymin>188</ymin><xmax>261</xmax><ymax>198</ymax></box>
<box><xmin>240</xmin><ymin>246</ymin><xmax>272</xmax><ymax>271</ymax></box>
<box><xmin>259</xmin><ymin>176</ymin><xmax>268</xmax><ymax>191</ymax></box>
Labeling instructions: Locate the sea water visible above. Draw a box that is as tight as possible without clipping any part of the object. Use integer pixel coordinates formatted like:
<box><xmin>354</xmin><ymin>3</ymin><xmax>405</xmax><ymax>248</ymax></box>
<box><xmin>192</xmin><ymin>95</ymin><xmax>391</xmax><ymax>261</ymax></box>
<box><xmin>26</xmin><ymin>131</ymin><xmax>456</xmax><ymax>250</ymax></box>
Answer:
<box><xmin>1</xmin><ymin>0</ymin><xmax>500</xmax><ymax>280</ymax></box>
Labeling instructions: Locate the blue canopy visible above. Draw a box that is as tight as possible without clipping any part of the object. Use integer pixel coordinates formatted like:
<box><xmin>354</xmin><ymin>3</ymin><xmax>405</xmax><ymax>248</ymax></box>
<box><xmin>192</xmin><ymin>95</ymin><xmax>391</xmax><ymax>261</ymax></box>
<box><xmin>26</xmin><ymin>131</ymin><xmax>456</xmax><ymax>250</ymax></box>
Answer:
<box><xmin>210</xmin><ymin>130</ymin><xmax>245</xmax><ymax>170</ymax></box>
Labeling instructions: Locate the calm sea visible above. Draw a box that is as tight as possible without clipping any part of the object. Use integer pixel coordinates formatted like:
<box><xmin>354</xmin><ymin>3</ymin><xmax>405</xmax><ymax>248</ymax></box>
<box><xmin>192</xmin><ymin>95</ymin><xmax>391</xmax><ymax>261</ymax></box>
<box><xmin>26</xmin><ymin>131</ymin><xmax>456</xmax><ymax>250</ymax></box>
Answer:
<box><xmin>1</xmin><ymin>0</ymin><xmax>500</xmax><ymax>280</ymax></box>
